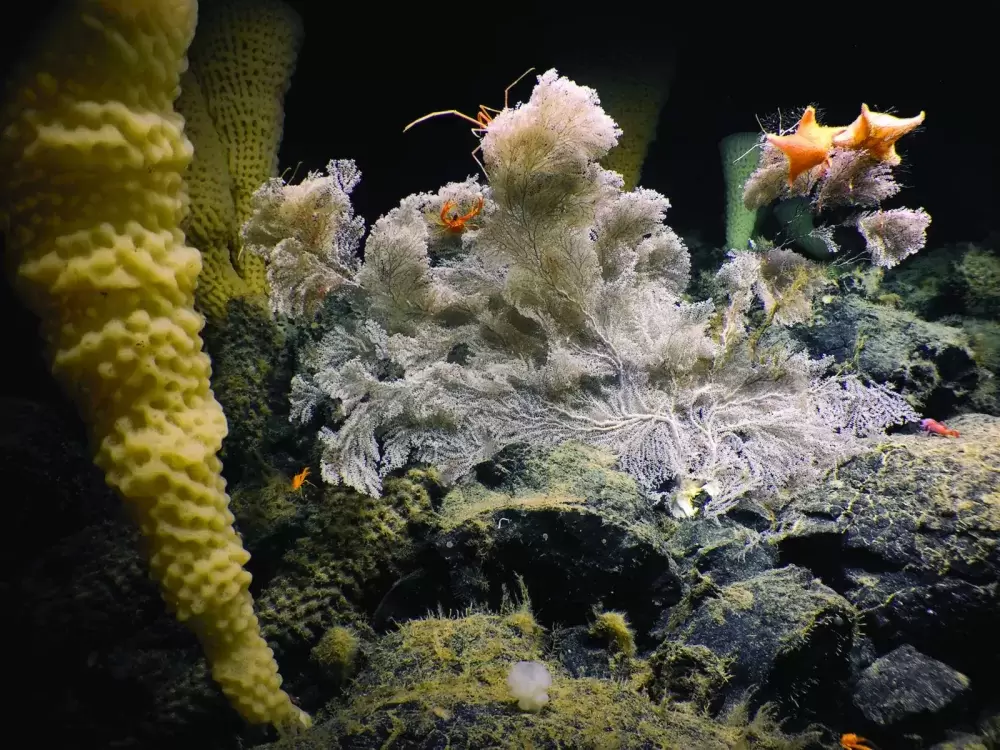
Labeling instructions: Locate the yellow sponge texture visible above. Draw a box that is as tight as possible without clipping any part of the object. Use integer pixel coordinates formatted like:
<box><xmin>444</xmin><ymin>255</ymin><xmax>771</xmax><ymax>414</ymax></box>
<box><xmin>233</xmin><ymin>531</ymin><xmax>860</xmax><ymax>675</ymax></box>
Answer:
<box><xmin>184</xmin><ymin>0</ymin><xmax>303</xmax><ymax>307</ymax></box>
<box><xmin>596</xmin><ymin>72</ymin><xmax>672</xmax><ymax>192</ymax></box>
<box><xmin>176</xmin><ymin>66</ymin><xmax>254</xmax><ymax>317</ymax></box>
<box><xmin>578</xmin><ymin>51</ymin><xmax>674</xmax><ymax>192</ymax></box>
<box><xmin>0</xmin><ymin>0</ymin><xmax>307</xmax><ymax>730</ymax></box>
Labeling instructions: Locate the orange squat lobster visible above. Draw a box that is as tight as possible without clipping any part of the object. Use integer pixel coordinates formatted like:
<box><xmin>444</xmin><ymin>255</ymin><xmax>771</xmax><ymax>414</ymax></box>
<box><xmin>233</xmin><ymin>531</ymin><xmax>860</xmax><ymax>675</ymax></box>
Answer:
<box><xmin>403</xmin><ymin>67</ymin><xmax>536</xmax><ymax>173</ymax></box>
<box><xmin>437</xmin><ymin>196</ymin><xmax>484</xmax><ymax>233</ymax></box>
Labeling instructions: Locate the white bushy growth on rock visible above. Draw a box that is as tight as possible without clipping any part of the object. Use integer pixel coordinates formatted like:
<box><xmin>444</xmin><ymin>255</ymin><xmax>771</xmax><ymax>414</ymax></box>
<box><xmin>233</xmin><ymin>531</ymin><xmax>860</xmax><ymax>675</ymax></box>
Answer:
<box><xmin>242</xmin><ymin>159</ymin><xmax>364</xmax><ymax>317</ymax></box>
<box><xmin>252</xmin><ymin>70</ymin><xmax>918</xmax><ymax>517</ymax></box>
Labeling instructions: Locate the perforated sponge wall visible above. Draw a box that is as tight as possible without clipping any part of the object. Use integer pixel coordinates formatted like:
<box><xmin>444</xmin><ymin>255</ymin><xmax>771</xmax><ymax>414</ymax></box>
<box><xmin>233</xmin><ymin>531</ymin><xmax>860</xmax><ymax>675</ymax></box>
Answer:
<box><xmin>186</xmin><ymin>0</ymin><xmax>303</xmax><ymax>300</ymax></box>
<box><xmin>176</xmin><ymin>64</ymin><xmax>255</xmax><ymax>318</ymax></box>
<box><xmin>0</xmin><ymin>0</ymin><xmax>308</xmax><ymax>730</ymax></box>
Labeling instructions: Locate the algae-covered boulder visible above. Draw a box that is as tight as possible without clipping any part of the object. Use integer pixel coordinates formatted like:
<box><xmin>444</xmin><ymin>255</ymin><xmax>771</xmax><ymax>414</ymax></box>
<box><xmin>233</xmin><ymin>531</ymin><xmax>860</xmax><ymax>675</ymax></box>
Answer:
<box><xmin>663</xmin><ymin>566</ymin><xmax>857</xmax><ymax>717</ymax></box>
<box><xmin>792</xmin><ymin>296</ymin><xmax>978</xmax><ymax>414</ymax></box>
<box><xmin>254</xmin><ymin>469</ymin><xmax>439</xmax><ymax>660</ymax></box>
<box><xmin>775</xmin><ymin>414</ymin><xmax>1000</xmax><ymax>728</ymax></box>
<box><xmin>421</xmin><ymin>442</ymin><xmax>684</xmax><ymax>644</ymax></box>
<box><xmin>257</xmin><ymin>601</ymin><xmax>820</xmax><ymax>750</ymax></box>
<box><xmin>855</xmin><ymin>644</ymin><xmax>970</xmax><ymax>731</ymax></box>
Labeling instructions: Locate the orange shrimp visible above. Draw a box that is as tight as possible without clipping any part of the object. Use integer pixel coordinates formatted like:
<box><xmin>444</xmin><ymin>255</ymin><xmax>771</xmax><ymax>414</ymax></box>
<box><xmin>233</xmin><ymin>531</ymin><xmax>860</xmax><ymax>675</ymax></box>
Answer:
<box><xmin>920</xmin><ymin>417</ymin><xmax>960</xmax><ymax>438</ymax></box>
<box><xmin>290</xmin><ymin>467</ymin><xmax>312</xmax><ymax>491</ymax></box>
<box><xmin>402</xmin><ymin>67</ymin><xmax>536</xmax><ymax>173</ymax></box>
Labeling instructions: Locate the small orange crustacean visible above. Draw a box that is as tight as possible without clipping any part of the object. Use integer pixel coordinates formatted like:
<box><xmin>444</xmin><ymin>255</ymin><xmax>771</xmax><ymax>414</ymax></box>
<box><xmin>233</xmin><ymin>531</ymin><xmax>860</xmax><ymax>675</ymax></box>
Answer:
<box><xmin>402</xmin><ymin>67</ymin><xmax>536</xmax><ymax>174</ymax></box>
<box><xmin>437</xmin><ymin>196</ymin><xmax>484</xmax><ymax>233</ymax></box>
<box><xmin>290</xmin><ymin>467</ymin><xmax>312</xmax><ymax>491</ymax></box>
<box><xmin>840</xmin><ymin>733</ymin><xmax>876</xmax><ymax>750</ymax></box>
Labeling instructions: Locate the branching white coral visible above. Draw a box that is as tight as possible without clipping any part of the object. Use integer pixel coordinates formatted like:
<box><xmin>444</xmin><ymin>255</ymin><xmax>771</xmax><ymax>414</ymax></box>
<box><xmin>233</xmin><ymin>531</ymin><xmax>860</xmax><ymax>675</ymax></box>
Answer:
<box><xmin>243</xmin><ymin>159</ymin><xmax>364</xmax><ymax>317</ymax></box>
<box><xmin>481</xmin><ymin>68</ymin><xmax>622</xmax><ymax>176</ymax></box>
<box><xmin>857</xmin><ymin>207</ymin><xmax>932</xmax><ymax>269</ymax></box>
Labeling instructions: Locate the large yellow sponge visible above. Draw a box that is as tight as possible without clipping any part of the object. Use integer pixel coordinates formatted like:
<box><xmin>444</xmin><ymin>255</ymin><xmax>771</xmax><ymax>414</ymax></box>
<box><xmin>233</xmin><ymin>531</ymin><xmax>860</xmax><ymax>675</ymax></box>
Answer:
<box><xmin>0</xmin><ymin>0</ymin><xmax>307</xmax><ymax>730</ymax></box>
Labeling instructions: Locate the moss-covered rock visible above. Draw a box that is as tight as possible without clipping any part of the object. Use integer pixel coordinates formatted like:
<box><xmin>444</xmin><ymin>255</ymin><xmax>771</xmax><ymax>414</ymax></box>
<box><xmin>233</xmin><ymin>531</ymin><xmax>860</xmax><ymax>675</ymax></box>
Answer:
<box><xmin>202</xmin><ymin>297</ymin><xmax>290</xmax><ymax>486</ymax></box>
<box><xmin>955</xmin><ymin>247</ymin><xmax>1000</xmax><ymax>318</ymax></box>
<box><xmin>855</xmin><ymin>644</ymin><xmax>970</xmax><ymax>731</ymax></box>
<box><xmin>881</xmin><ymin>244</ymin><xmax>964</xmax><ymax>320</ymax></box>
<box><xmin>310</xmin><ymin>625</ymin><xmax>360</xmax><ymax>683</ymax></box>
<box><xmin>666</xmin><ymin>566</ymin><xmax>857</xmax><ymax>718</ymax></box>
<box><xmin>647</xmin><ymin>640</ymin><xmax>733</xmax><ymax>713</ymax></box>
<box><xmin>961</xmin><ymin>318</ymin><xmax>1000</xmax><ymax>414</ymax></box>
<box><xmin>255</xmin><ymin>468</ymin><xmax>439</xmax><ymax>658</ymax></box>
<box><xmin>879</xmin><ymin>240</ymin><xmax>1000</xmax><ymax>322</ymax></box>
<box><xmin>423</xmin><ymin>442</ymin><xmax>683</xmax><ymax>646</ymax></box>
<box><xmin>589</xmin><ymin>610</ymin><xmax>637</xmax><ymax>658</ymax></box>
<box><xmin>259</xmin><ymin>600</ymin><xmax>821</xmax><ymax>750</ymax></box>
<box><xmin>793</xmin><ymin>295</ymin><xmax>978</xmax><ymax>414</ymax></box>
<box><xmin>775</xmin><ymin>414</ymin><xmax>1000</xmax><ymax>733</ymax></box>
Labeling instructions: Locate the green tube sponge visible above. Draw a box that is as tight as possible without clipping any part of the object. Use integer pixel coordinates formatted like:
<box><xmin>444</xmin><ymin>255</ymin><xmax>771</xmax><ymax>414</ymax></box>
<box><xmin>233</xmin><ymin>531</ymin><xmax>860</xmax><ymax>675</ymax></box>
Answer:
<box><xmin>720</xmin><ymin>132</ymin><xmax>763</xmax><ymax>250</ymax></box>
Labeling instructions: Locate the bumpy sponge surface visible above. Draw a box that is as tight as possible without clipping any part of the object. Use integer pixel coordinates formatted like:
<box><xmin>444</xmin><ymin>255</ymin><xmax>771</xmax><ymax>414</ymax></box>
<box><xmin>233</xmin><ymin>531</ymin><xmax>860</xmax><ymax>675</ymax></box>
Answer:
<box><xmin>187</xmin><ymin>0</ymin><xmax>303</xmax><ymax>297</ymax></box>
<box><xmin>176</xmin><ymin>66</ymin><xmax>254</xmax><ymax>318</ymax></box>
<box><xmin>0</xmin><ymin>0</ymin><xmax>307</xmax><ymax>730</ymax></box>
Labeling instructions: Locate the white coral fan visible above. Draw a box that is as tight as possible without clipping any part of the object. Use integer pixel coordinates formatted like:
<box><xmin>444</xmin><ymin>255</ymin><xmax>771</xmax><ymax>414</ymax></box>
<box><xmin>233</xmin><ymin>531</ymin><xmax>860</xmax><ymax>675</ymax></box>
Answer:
<box><xmin>482</xmin><ymin>68</ymin><xmax>622</xmax><ymax>173</ymax></box>
<box><xmin>242</xmin><ymin>159</ymin><xmax>364</xmax><ymax>317</ymax></box>
<box><xmin>857</xmin><ymin>207</ymin><xmax>931</xmax><ymax>269</ymax></box>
